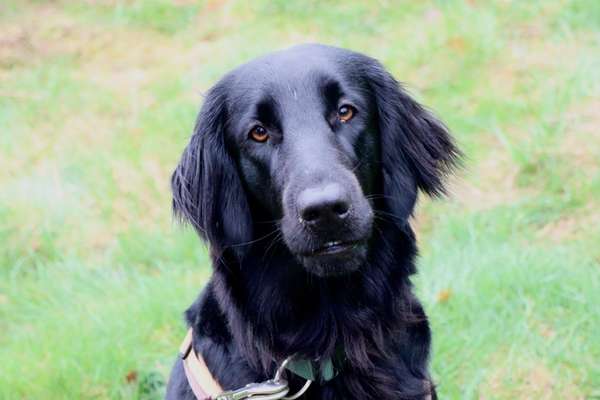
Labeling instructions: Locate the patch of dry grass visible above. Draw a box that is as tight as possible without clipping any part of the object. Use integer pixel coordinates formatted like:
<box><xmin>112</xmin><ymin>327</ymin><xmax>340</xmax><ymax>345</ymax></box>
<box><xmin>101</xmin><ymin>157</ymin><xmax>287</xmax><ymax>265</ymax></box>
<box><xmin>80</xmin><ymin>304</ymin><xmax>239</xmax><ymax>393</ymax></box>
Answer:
<box><xmin>481</xmin><ymin>360</ymin><xmax>584</xmax><ymax>400</ymax></box>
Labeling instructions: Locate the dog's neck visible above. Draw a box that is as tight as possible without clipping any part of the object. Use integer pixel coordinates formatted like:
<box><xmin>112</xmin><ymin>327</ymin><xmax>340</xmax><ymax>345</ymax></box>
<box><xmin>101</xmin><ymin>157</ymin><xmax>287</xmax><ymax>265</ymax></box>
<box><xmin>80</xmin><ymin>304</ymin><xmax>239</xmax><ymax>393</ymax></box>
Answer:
<box><xmin>198</xmin><ymin>220</ymin><xmax>418</xmax><ymax>370</ymax></box>
<box><xmin>185</xmin><ymin>219</ymin><xmax>434</xmax><ymax>399</ymax></box>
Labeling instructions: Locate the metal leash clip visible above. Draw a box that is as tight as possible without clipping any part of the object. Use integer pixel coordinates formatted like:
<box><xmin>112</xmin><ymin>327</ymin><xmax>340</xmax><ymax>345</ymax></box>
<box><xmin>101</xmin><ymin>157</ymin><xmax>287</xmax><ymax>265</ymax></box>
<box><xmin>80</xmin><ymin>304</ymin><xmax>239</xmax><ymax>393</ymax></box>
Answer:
<box><xmin>214</xmin><ymin>356</ymin><xmax>312</xmax><ymax>400</ymax></box>
<box><xmin>215</xmin><ymin>380</ymin><xmax>289</xmax><ymax>400</ymax></box>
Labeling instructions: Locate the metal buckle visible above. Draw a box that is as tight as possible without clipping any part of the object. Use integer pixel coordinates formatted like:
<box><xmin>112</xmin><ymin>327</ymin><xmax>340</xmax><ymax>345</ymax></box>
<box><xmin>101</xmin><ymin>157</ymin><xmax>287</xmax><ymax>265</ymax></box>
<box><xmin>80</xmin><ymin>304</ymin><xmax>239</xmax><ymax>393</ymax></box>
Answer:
<box><xmin>214</xmin><ymin>356</ymin><xmax>313</xmax><ymax>400</ymax></box>
<box><xmin>215</xmin><ymin>380</ymin><xmax>289</xmax><ymax>400</ymax></box>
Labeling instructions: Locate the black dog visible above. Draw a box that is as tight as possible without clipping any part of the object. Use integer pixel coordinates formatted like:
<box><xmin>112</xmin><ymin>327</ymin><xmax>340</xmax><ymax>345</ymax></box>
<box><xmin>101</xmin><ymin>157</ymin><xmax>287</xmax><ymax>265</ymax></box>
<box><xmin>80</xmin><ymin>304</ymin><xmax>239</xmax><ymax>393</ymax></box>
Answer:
<box><xmin>166</xmin><ymin>44</ymin><xmax>459</xmax><ymax>400</ymax></box>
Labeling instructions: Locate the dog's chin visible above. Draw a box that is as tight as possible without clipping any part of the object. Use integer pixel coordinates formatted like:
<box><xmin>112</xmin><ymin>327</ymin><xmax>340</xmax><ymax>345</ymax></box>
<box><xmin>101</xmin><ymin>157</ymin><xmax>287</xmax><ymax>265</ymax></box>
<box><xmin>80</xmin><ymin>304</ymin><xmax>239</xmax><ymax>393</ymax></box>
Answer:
<box><xmin>297</xmin><ymin>242</ymin><xmax>368</xmax><ymax>277</ymax></box>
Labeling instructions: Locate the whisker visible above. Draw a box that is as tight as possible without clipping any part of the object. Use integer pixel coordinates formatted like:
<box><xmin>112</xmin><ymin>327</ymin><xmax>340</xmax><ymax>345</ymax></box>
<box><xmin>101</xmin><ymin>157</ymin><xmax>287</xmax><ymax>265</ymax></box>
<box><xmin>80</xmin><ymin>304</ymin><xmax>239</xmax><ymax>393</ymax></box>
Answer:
<box><xmin>365</xmin><ymin>193</ymin><xmax>400</xmax><ymax>201</ymax></box>
<box><xmin>228</xmin><ymin>228</ymin><xmax>280</xmax><ymax>248</ymax></box>
<box><xmin>373</xmin><ymin>224</ymin><xmax>395</xmax><ymax>258</ymax></box>
<box><xmin>374</xmin><ymin>210</ymin><xmax>406</xmax><ymax>224</ymax></box>
<box><xmin>255</xmin><ymin>217</ymin><xmax>284</xmax><ymax>225</ymax></box>
<box><xmin>262</xmin><ymin>231</ymin><xmax>284</xmax><ymax>262</ymax></box>
<box><xmin>350</xmin><ymin>158</ymin><xmax>365</xmax><ymax>173</ymax></box>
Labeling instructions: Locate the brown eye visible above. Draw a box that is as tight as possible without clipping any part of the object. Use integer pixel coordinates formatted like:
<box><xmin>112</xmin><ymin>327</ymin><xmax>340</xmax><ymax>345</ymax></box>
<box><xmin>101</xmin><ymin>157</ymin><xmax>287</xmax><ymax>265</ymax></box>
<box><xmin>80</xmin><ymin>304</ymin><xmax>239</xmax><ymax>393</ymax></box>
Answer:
<box><xmin>337</xmin><ymin>104</ymin><xmax>356</xmax><ymax>123</ymax></box>
<box><xmin>249</xmin><ymin>125</ymin><xmax>269</xmax><ymax>142</ymax></box>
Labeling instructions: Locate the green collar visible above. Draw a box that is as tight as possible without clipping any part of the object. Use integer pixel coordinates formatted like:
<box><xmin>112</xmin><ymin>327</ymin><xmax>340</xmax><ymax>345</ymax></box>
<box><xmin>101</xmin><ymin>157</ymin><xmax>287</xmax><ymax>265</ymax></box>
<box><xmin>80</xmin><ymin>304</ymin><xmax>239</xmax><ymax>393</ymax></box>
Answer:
<box><xmin>286</xmin><ymin>358</ymin><xmax>335</xmax><ymax>382</ymax></box>
<box><xmin>285</xmin><ymin>350</ymin><xmax>344</xmax><ymax>382</ymax></box>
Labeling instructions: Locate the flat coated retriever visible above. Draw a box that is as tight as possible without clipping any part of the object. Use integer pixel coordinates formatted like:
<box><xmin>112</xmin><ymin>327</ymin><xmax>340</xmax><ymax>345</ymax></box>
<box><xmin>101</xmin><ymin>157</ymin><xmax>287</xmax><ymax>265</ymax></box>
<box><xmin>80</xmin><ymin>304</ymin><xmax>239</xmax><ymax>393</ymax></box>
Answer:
<box><xmin>166</xmin><ymin>44</ymin><xmax>459</xmax><ymax>400</ymax></box>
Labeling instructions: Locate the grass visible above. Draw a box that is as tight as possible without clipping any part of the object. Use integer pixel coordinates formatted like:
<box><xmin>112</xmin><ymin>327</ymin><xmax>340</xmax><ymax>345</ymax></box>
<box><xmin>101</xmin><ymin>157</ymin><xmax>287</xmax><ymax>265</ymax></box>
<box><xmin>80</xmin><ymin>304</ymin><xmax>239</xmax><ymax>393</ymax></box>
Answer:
<box><xmin>0</xmin><ymin>1</ymin><xmax>598</xmax><ymax>399</ymax></box>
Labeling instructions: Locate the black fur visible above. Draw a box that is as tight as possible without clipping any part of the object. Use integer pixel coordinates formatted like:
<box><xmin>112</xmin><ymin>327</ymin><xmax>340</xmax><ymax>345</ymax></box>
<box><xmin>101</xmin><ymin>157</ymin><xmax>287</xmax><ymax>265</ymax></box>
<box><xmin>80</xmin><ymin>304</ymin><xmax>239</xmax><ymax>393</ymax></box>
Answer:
<box><xmin>167</xmin><ymin>44</ymin><xmax>459</xmax><ymax>400</ymax></box>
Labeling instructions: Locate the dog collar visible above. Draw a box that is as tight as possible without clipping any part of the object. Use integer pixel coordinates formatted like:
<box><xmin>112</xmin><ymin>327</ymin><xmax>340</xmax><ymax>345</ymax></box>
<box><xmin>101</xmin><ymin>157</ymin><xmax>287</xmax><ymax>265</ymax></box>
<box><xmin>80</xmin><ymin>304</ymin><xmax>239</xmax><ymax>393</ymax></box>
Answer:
<box><xmin>285</xmin><ymin>353</ymin><xmax>339</xmax><ymax>382</ymax></box>
<box><xmin>179</xmin><ymin>328</ymin><xmax>338</xmax><ymax>399</ymax></box>
<box><xmin>179</xmin><ymin>329</ymin><xmax>223</xmax><ymax>399</ymax></box>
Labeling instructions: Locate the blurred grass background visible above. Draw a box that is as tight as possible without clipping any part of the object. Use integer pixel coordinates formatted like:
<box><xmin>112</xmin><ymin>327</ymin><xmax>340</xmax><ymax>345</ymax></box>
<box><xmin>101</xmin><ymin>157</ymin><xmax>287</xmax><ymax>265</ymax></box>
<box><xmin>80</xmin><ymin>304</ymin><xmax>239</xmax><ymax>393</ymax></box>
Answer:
<box><xmin>1</xmin><ymin>1</ymin><xmax>599</xmax><ymax>399</ymax></box>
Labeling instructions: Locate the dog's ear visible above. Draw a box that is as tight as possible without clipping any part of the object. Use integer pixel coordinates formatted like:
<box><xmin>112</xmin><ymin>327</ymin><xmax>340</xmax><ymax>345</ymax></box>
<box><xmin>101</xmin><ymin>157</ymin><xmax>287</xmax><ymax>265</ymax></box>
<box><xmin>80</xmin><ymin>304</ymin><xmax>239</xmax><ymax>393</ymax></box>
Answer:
<box><xmin>171</xmin><ymin>82</ymin><xmax>252</xmax><ymax>258</ymax></box>
<box><xmin>363</xmin><ymin>59</ymin><xmax>460</xmax><ymax>217</ymax></box>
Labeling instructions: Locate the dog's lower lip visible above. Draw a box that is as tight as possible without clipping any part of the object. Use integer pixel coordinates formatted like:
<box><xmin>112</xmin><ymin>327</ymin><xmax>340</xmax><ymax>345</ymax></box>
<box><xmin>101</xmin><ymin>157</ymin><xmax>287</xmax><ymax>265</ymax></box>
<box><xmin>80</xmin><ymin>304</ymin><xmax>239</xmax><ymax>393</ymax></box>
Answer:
<box><xmin>306</xmin><ymin>240</ymin><xmax>361</xmax><ymax>256</ymax></box>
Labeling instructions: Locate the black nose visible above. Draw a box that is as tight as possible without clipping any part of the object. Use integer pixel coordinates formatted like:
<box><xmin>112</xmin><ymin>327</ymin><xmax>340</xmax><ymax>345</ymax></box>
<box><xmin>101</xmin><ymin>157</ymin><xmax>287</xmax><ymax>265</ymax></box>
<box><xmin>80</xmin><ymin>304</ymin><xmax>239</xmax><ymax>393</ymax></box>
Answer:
<box><xmin>297</xmin><ymin>183</ymin><xmax>350</xmax><ymax>225</ymax></box>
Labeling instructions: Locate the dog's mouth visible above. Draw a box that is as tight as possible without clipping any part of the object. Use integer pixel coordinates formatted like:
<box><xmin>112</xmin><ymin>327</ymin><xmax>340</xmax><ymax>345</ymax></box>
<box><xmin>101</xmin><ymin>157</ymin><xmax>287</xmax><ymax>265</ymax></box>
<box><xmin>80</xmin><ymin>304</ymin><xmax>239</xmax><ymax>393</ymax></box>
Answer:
<box><xmin>301</xmin><ymin>240</ymin><xmax>364</xmax><ymax>257</ymax></box>
<box><xmin>296</xmin><ymin>239</ymin><xmax>368</xmax><ymax>277</ymax></box>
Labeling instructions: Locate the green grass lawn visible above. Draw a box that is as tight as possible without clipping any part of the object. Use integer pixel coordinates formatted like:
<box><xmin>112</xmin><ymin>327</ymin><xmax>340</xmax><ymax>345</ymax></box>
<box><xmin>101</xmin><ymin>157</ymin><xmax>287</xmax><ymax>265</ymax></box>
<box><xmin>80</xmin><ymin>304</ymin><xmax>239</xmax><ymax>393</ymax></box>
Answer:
<box><xmin>1</xmin><ymin>1</ymin><xmax>598</xmax><ymax>399</ymax></box>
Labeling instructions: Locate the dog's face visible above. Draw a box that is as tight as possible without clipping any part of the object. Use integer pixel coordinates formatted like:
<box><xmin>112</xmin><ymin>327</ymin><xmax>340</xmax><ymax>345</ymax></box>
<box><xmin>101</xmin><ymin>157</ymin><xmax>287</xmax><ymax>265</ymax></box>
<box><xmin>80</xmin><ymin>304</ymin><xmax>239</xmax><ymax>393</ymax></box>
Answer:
<box><xmin>225</xmin><ymin>48</ymin><xmax>378</xmax><ymax>276</ymax></box>
<box><xmin>172</xmin><ymin>44</ymin><xmax>458</xmax><ymax>277</ymax></box>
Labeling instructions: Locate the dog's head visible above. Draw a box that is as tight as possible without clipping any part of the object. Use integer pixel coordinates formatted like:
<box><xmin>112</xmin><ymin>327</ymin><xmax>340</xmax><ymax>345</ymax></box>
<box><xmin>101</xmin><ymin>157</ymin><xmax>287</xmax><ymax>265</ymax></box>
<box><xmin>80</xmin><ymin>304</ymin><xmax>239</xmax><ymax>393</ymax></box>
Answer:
<box><xmin>172</xmin><ymin>44</ymin><xmax>459</xmax><ymax>276</ymax></box>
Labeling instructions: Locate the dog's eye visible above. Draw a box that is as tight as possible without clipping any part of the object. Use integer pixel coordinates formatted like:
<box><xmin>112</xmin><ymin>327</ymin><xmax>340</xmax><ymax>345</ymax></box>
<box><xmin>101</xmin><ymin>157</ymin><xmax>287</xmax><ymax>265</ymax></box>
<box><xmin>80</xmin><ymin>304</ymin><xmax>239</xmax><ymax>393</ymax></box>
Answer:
<box><xmin>249</xmin><ymin>125</ymin><xmax>269</xmax><ymax>143</ymax></box>
<box><xmin>337</xmin><ymin>105</ymin><xmax>356</xmax><ymax>123</ymax></box>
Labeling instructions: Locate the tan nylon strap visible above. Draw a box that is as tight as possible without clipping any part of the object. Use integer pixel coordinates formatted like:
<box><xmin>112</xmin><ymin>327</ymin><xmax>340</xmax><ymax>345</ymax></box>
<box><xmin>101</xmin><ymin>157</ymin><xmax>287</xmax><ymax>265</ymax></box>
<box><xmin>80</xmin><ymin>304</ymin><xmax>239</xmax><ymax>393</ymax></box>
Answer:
<box><xmin>180</xmin><ymin>328</ymin><xmax>223</xmax><ymax>400</ymax></box>
<box><xmin>180</xmin><ymin>328</ymin><xmax>432</xmax><ymax>399</ymax></box>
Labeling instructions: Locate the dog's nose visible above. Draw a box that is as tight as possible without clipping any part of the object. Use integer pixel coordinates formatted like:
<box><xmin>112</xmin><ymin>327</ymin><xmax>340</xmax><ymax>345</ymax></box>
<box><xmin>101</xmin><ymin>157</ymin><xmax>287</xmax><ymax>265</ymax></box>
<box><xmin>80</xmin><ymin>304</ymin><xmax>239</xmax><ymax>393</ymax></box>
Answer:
<box><xmin>298</xmin><ymin>183</ymin><xmax>350</xmax><ymax>225</ymax></box>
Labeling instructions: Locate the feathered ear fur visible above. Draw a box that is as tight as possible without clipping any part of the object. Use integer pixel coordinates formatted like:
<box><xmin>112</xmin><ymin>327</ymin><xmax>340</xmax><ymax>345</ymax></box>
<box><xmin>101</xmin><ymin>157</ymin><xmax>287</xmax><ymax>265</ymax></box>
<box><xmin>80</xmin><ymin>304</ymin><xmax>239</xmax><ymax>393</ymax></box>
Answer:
<box><xmin>171</xmin><ymin>83</ymin><xmax>252</xmax><ymax>258</ymax></box>
<box><xmin>363</xmin><ymin>59</ymin><xmax>460</xmax><ymax>218</ymax></box>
